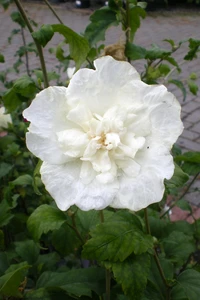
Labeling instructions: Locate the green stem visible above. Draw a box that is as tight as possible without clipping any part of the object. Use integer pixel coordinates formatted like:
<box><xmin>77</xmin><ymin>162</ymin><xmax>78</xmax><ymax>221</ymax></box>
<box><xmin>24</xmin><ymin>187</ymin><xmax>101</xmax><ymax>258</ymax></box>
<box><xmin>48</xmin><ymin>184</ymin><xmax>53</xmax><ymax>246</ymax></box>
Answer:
<box><xmin>160</xmin><ymin>172</ymin><xmax>200</xmax><ymax>219</ymax></box>
<box><xmin>43</xmin><ymin>0</ymin><xmax>64</xmax><ymax>24</ymax></box>
<box><xmin>14</xmin><ymin>0</ymin><xmax>49</xmax><ymax>88</ymax></box>
<box><xmin>125</xmin><ymin>0</ymin><xmax>131</xmax><ymax>63</ymax></box>
<box><xmin>100</xmin><ymin>211</ymin><xmax>110</xmax><ymax>300</ymax></box>
<box><xmin>21</xmin><ymin>27</ymin><xmax>31</xmax><ymax>76</ymax></box>
<box><xmin>144</xmin><ymin>208</ymin><xmax>170</xmax><ymax>299</ymax></box>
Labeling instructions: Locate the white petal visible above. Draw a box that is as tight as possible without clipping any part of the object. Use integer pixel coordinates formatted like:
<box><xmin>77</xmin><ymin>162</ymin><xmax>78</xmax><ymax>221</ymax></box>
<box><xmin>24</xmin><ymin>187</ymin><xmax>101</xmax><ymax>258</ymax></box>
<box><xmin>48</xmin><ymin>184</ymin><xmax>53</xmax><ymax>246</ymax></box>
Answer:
<box><xmin>67</xmin><ymin>104</ymin><xmax>92</xmax><ymax>131</ymax></box>
<box><xmin>91</xmin><ymin>150</ymin><xmax>111</xmax><ymax>173</ymax></box>
<box><xmin>80</xmin><ymin>161</ymin><xmax>96</xmax><ymax>184</ymax></box>
<box><xmin>57</xmin><ymin>129</ymin><xmax>89</xmax><ymax>157</ymax></box>
<box><xmin>117</xmin><ymin>159</ymin><xmax>141</xmax><ymax>177</ymax></box>
<box><xmin>40</xmin><ymin>161</ymin><xmax>119</xmax><ymax>211</ymax></box>
<box><xmin>26</xmin><ymin>132</ymin><xmax>68</xmax><ymax>164</ymax></box>
<box><xmin>111</xmin><ymin>172</ymin><xmax>165</xmax><ymax>211</ymax></box>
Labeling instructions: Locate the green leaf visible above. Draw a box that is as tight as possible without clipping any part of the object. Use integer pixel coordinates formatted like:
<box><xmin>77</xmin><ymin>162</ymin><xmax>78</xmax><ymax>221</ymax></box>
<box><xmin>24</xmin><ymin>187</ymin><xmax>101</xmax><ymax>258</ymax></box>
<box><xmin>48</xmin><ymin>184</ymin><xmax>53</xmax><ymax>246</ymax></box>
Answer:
<box><xmin>0</xmin><ymin>199</ymin><xmax>14</xmax><ymax>227</ymax></box>
<box><xmin>52</xmin><ymin>222</ymin><xmax>81</xmax><ymax>256</ymax></box>
<box><xmin>0</xmin><ymin>53</ymin><xmax>5</xmax><ymax>63</ymax></box>
<box><xmin>84</xmin><ymin>7</ymin><xmax>118</xmax><ymax>45</ymax></box>
<box><xmin>175</xmin><ymin>152</ymin><xmax>200</xmax><ymax>164</ymax></box>
<box><xmin>32</xmin><ymin>25</ymin><xmax>54</xmax><ymax>47</ymax></box>
<box><xmin>3</xmin><ymin>88</ymin><xmax>22</xmax><ymax>112</ymax></box>
<box><xmin>158</xmin><ymin>64</ymin><xmax>171</xmax><ymax>76</ymax></box>
<box><xmin>145</xmin><ymin>44</ymin><xmax>171</xmax><ymax>60</ymax></box>
<box><xmin>188</xmin><ymin>80</ymin><xmax>198</xmax><ymax>95</ymax></box>
<box><xmin>27</xmin><ymin>204</ymin><xmax>67</xmax><ymax>240</ymax></box>
<box><xmin>0</xmin><ymin>253</ymin><xmax>9</xmax><ymax>276</ymax></box>
<box><xmin>164</xmin><ymin>39</ymin><xmax>175</xmax><ymax>48</ymax></box>
<box><xmin>13</xmin><ymin>75</ymin><xmax>38</xmax><ymax>98</ymax></box>
<box><xmin>15</xmin><ymin>240</ymin><xmax>40</xmax><ymax>265</ymax></box>
<box><xmin>0</xmin><ymin>162</ymin><xmax>13</xmax><ymax>179</ymax></box>
<box><xmin>36</xmin><ymin>267</ymin><xmax>105</xmax><ymax>298</ymax></box>
<box><xmin>111</xmin><ymin>254</ymin><xmax>150</xmax><ymax>300</ymax></box>
<box><xmin>176</xmin><ymin>199</ymin><xmax>192</xmax><ymax>212</ymax></box>
<box><xmin>184</xmin><ymin>38</ymin><xmax>200</xmax><ymax>60</ymax></box>
<box><xmin>190</xmin><ymin>72</ymin><xmax>197</xmax><ymax>80</ymax></box>
<box><xmin>0</xmin><ymin>262</ymin><xmax>30</xmax><ymax>298</ymax></box>
<box><xmin>33</xmin><ymin>159</ymin><xmax>42</xmax><ymax>196</ymax></box>
<box><xmin>171</xmin><ymin>269</ymin><xmax>200</xmax><ymax>300</ymax></box>
<box><xmin>10</xmin><ymin>11</ymin><xmax>25</xmax><ymax>28</ymax></box>
<box><xmin>163</xmin><ymin>231</ymin><xmax>195</xmax><ymax>266</ymax></box>
<box><xmin>82</xmin><ymin>211</ymin><xmax>153</xmax><ymax>262</ymax></box>
<box><xmin>129</xmin><ymin>6</ymin><xmax>146</xmax><ymax>42</ymax></box>
<box><xmin>51</xmin><ymin>24</ymin><xmax>90</xmax><ymax>69</ymax></box>
<box><xmin>11</xmin><ymin>174</ymin><xmax>33</xmax><ymax>186</ymax></box>
<box><xmin>125</xmin><ymin>42</ymin><xmax>147</xmax><ymax>60</ymax></box>
<box><xmin>165</xmin><ymin>163</ymin><xmax>189</xmax><ymax>189</ymax></box>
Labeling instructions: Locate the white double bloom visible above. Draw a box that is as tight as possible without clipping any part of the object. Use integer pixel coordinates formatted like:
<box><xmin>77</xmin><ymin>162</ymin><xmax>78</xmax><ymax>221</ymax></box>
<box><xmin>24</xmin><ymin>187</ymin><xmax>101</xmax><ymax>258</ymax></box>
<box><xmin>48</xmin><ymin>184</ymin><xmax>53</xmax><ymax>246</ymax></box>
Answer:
<box><xmin>23</xmin><ymin>56</ymin><xmax>183</xmax><ymax>211</ymax></box>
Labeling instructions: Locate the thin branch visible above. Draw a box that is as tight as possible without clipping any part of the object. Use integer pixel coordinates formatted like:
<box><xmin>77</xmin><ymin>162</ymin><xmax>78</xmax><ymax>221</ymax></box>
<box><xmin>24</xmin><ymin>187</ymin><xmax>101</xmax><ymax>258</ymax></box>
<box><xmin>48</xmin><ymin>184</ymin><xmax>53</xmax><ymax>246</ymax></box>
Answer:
<box><xmin>160</xmin><ymin>172</ymin><xmax>200</xmax><ymax>219</ymax></box>
<box><xmin>21</xmin><ymin>27</ymin><xmax>31</xmax><ymax>76</ymax></box>
<box><xmin>14</xmin><ymin>0</ymin><xmax>49</xmax><ymax>88</ymax></box>
<box><xmin>43</xmin><ymin>0</ymin><xmax>64</xmax><ymax>24</ymax></box>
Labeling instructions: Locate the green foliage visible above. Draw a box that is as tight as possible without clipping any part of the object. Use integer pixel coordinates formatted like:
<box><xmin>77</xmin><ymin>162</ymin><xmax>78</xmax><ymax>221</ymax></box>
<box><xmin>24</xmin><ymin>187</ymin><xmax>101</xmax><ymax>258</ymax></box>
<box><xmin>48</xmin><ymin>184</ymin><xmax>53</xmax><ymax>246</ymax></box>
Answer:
<box><xmin>27</xmin><ymin>204</ymin><xmax>67</xmax><ymax>240</ymax></box>
<box><xmin>84</xmin><ymin>7</ymin><xmax>118</xmax><ymax>45</ymax></box>
<box><xmin>1</xmin><ymin>1</ymin><xmax>200</xmax><ymax>299</ymax></box>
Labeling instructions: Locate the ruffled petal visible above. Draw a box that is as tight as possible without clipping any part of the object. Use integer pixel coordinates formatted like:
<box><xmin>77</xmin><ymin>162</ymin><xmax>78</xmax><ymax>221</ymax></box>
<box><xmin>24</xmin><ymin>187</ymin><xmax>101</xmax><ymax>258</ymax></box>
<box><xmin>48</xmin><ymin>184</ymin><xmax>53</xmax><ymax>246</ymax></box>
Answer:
<box><xmin>40</xmin><ymin>161</ymin><xmax>119</xmax><ymax>211</ymax></box>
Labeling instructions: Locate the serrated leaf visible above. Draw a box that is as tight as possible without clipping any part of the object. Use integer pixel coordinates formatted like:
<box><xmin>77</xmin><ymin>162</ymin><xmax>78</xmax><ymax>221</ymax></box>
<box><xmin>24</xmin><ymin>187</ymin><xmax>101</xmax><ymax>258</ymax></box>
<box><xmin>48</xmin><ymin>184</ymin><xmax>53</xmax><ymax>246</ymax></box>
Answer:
<box><xmin>171</xmin><ymin>269</ymin><xmax>200</xmax><ymax>300</ymax></box>
<box><xmin>51</xmin><ymin>24</ymin><xmax>90</xmax><ymax>69</ymax></box>
<box><xmin>0</xmin><ymin>262</ymin><xmax>30</xmax><ymax>298</ymax></box>
<box><xmin>163</xmin><ymin>231</ymin><xmax>195</xmax><ymax>266</ymax></box>
<box><xmin>125</xmin><ymin>42</ymin><xmax>147</xmax><ymax>60</ymax></box>
<box><xmin>3</xmin><ymin>88</ymin><xmax>22</xmax><ymax>112</ymax></box>
<box><xmin>32</xmin><ymin>25</ymin><xmax>54</xmax><ymax>47</ymax></box>
<box><xmin>27</xmin><ymin>204</ymin><xmax>67</xmax><ymax>240</ymax></box>
<box><xmin>13</xmin><ymin>75</ymin><xmax>38</xmax><ymax>97</ymax></box>
<box><xmin>84</xmin><ymin>7</ymin><xmax>118</xmax><ymax>45</ymax></box>
<box><xmin>145</xmin><ymin>44</ymin><xmax>171</xmax><ymax>60</ymax></box>
<box><xmin>111</xmin><ymin>254</ymin><xmax>150</xmax><ymax>300</ymax></box>
<box><xmin>11</xmin><ymin>174</ymin><xmax>33</xmax><ymax>186</ymax></box>
<box><xmin>184</xmin><ymin>38</ymin><xmax>200</xmax><ymax>61</ymax></box>
<box><xmin>188</xmin><ymin>80</ymin><xmax>198</xmax><ymax>95</ymax></box>
<box><xmin>165</xmin><ymin>163</ymin><xmax>189</xmax><ymax>189</ymax></box>
<box><xmin>129</xmin><ymin>6</ymin><xmax>146</xmax><ymax>42</ymax></box>
<box><xmin>36</xmin><ymin>267</ymin><xmax>105</xmax><ymax>298</ymax></box>
<box><xmin>82</xmin><ymin>211</ymin><xmax>153</xmax><ymax>262</ymax></box>
<box><xmin>0</xmin><ymin>53</ymin><xmax>5</xmax><ymax>63</ymax></box>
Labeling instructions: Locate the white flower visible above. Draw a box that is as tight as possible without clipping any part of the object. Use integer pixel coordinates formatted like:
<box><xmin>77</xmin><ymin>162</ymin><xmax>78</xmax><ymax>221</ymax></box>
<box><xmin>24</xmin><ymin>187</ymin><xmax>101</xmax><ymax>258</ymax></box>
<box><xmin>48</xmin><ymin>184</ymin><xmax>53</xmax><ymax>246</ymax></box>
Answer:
<box><xmin>0</xmin><ymin>107</ymin><xmax>12</xmax><ymax>131</ymax></box>
<box><xmin>67</xmin><ymin>67</ymin><xmax>76</xmax><ymax>79</ymax></box>
<box><xmin>23</xmin><ymin>56</ymin><xmax>183</xmax><ymax>211</ymax></box>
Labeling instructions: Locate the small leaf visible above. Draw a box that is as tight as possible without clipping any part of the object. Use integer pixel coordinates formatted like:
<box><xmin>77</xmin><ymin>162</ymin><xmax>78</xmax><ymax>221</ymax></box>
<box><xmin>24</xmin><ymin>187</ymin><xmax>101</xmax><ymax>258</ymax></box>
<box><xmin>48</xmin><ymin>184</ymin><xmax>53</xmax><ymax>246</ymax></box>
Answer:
<box><xmin>111</xmin><ymin>254</ymin><xmax>150</xmax><ymax>300</ymax></box>
<box><xmin>0</xmin><ymin>199</ymin><xmax>14</xmax><ymax>227</ymax></box>
<box><xmin>175</xmin><ymin>152</ymin><xmax>200</xmax><ymax>164</ymax></box>
<box><xmin>188</xmin><ymin>80</ymin><xmax>198</xmax><ymax>95</ymax></box>
<box><xmin>0</xmin><ymin>53</ymin><xmax>5</xmax><ymax>63</ymax></box>
<box><xmin>164</xmin><ymin>39</ymin><xmax>175</xmax><ymax>48</ymax></box>
<box><xmin>11</xmin><ymin>174</ymin><xmax>33</xmax><ymax>186</ymax></box>
<box><xmin>3</xmin><ymin>88</ymin><xmax>22</xmax><ymax>112</ymax></box>
<box><xmin>10</xmin><ymin>11</ymin><xmax>25</xmax><ymax>28</ymax></box>
<box><xmin>145</xmin><ymin>44</ymin><xmax>171</xmax><ymax>60</ymax></box>
<box><xmin>176</xmin><ymin>199</ymin><xmax>192</xmax><ymax>212</ymax></box>
<box><xmin>32</xmin><ymin>25</ymin><xmax>54</xmax><ymax>47</ymax></box>
<box><xmin>190</xmin><ymin>72</ymin><xmax>197</xmax><ymax>80</ymax></box>
<box><xmin>84</xmin><ymin>7</ymin><xmax>118</xmax><ymax>45</ymax></box>
<box><xmin>171</xmin><ymin>269</ymin><xmax>200</xmax><ymax>300</ymax></box>
<box><xmin>82</xmin><ymin>211</ymin><xmax>153</xmax><ymax>262</ymax></box>
<box><xmin>158</xmin><ymin>64</ymin><xmax>171</xmax><ymax>76</ymax></box>
<box><xmin>13</xmin><ymin>75</ymin><xmax>38</xmax><ymax>97</ymax></box>
<box><xmin>0</xmin><ymin>262</ymin><xmax>30</xmax><ymax>298</ymax></box>
<box><xmin>129</xmin><ymin>6</ymin><xmax>146</xmax><ymax>42</ymax></box>
<box><xmin>165</xmin><ymin>163</ymin><xmax>189</xmax><ymax>189</ymax></box>
<box><xmin>27</xmin><ymin>204</ymin><xmax>67</xmax><ymax>240</ymax></box>
<box><xmin>184</xmin><ymin>38</ymin><xmax>200</xmax><ymax>61</ymax></box>
<box><xmin>168</xmin><ymin>79</ymin><xmax>187</xmax><ymax>101</ymax></box>
<box><xmin>52</xmin><ymin>24</ymin><xmax>90</xmax><ymax>69</ymax></box>
<box><xmin>125</xmin><ymin>42</ymin><xmax>147</xmax><ymax>60</ymax></box>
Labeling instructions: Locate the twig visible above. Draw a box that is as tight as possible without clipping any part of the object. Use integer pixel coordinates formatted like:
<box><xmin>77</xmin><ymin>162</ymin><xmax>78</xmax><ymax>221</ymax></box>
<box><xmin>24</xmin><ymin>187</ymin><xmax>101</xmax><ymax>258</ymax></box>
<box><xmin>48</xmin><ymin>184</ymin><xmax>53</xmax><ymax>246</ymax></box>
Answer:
<box><xmin>21</xmin><ymin>27</ymin><xmax>31</xmax><ymax>76</ymax></box>
<box><xmin>14</xmin><ymin>0</ymin><xmax>49</xmax><ymax>88</ymax></box>
<box><xmin>43</xmin><ymin>0</ymin><xmax>64</xmax><ymax>25</ymax></box>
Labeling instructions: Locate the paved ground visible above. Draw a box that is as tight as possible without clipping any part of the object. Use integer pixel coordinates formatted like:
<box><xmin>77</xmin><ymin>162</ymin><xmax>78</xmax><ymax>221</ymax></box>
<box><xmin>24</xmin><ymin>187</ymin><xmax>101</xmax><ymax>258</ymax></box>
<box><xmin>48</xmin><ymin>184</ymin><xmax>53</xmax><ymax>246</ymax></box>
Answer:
<box><xmin>0</xmin><ymin>1</ymin><xmax>199</xmax><ymax>206</ymax></box>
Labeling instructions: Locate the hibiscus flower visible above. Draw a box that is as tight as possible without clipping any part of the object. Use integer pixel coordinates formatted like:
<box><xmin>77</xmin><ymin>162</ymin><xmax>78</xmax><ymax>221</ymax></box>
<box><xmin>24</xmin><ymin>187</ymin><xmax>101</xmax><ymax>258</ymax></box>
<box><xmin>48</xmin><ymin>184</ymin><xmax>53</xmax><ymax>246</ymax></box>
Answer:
<box><xmin>23</xmin><ymin>56</ymin><xmax>183</xmax><ymax>211</ymax></box>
